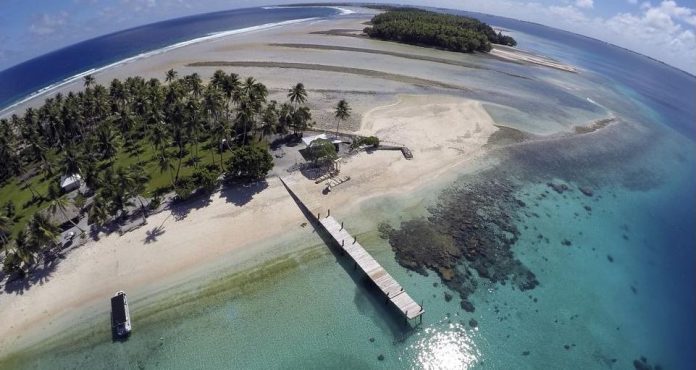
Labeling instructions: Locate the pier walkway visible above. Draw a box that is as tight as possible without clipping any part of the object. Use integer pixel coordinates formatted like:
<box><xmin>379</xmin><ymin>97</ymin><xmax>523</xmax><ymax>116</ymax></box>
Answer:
<box><xmin>278</xmin><ymin>176</ymin><xmax>424</xmax><ymax>322</ymax></box>
<box><xmin>319</xmin><ymin>215</ymin><xmax>424</xmax><ymax>320</ymax></box>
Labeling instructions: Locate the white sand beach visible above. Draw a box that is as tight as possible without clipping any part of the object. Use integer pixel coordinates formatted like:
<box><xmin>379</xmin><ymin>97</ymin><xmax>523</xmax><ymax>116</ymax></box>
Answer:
<box><xmin>0</xmin><ymin>10</ymin><xmax>577</xmax><ymax>356</ymax></box>
<box><xmin>0</xmin><ymin>91</ymin><xmax>500</xmax><ymax>355</ymax></box>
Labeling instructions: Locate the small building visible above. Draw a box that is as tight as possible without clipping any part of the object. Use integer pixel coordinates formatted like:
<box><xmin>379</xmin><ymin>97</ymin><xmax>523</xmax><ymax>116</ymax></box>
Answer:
<box><xmin>301</xmin><ymin>133</ymin><xmax>328</xmax><ymax>147</ymax></box>
<box><xmin>43</xmin><ymin>202</ymin><xmax>80</xmax><ymax>231</ymax></box>
<box><xmin>60</xmin><ymin>174</ymin><xmax>82</xmax><ymax>193</ymax></box>
<box><xmin>302</xmin><ymin>133</ymin><xmax>343</xmax><ymax>152</ymax></box>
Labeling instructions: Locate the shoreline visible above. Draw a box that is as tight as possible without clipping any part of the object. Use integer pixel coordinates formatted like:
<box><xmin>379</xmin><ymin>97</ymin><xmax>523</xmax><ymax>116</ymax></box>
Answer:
<box><xmin>0</xmin><ymin>17</ymin><xmax>323</xmax><ymax>118</ymax></box>
<box><xmin>0</xmin><ymin>10</ymin><xmax>600</xmax><ymax>361</ymax></box>
<box><xmin>0</xmin><ymin>6</ymin><xmax>693</xmax><ymax>370</ymax></box>
<box><xmin>0</xmin><ymin>91</ymin><xmax>502</xmax><ymax>357</ymax></box>
<box><xmin>0</xmin><ymin>7</ymin><xmax>577</xmax><ymax>119</ymax></box>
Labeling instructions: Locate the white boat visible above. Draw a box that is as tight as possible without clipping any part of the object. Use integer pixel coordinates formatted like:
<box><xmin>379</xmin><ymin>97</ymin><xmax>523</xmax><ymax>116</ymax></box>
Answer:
<box><xmin>111</xmin><ymin>291</ymin><xmax>132</xmax><ymax>337</ymax></box>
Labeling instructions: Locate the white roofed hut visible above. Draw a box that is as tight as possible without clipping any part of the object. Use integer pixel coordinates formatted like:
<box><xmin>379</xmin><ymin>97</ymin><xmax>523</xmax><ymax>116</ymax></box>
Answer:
<box><xmin>60</xmin><ymin>174</ymin><xmax>82</xmax><ymax>193</ymax></box>
<box><xmin>301</xmin><ymin>133</ymin><xmax>328</xmax><ymax>147</ymax></box>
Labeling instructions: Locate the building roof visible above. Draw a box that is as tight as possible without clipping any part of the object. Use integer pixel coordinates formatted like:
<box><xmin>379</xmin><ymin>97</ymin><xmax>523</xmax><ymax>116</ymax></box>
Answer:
<box><xmin>301</xmin><ymin>133</ymin><xmax>328</xmax><ymax>146</ymax></box>
<box><xmin>43</xmin><ymin>202</ymin><xmax>80</xmax><ymax>227</ymax></box>
<box><xmin>60</xmin><ymin>174</ymin><xmax>82</xmax><ymax>189</ymax></box>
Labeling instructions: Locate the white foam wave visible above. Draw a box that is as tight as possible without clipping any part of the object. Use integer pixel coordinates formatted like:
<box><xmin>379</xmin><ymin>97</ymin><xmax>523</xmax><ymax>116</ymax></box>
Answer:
<box><xmin>262</xmin><ymin>5</ymin><xmax>355</xmax><ymax>15</ymax></box>
<box><xmin>0</xmin><ymin>17</ymin><xmax>318</xmax><ymax>117</ymax></box>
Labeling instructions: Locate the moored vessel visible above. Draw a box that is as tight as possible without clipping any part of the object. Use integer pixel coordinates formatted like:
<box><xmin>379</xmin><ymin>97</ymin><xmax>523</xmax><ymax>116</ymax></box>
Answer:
<box><xmin>111</xmin><ymin>291</ymin><xmax>131</xmax><ymax>338</ymax></box>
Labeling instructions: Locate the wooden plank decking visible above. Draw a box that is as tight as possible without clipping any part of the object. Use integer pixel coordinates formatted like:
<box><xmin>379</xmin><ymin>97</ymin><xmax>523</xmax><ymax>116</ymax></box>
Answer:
<box><xmin>320</xmin><ymin>216</ymin><xmax>424</xmax><ymax>320</ymax></box>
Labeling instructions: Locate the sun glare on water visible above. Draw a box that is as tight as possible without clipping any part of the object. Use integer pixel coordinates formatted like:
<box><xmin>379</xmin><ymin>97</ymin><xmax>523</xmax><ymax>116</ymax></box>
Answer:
<box><xmin>408</xmin><ymin>323</ymin><xmax>481</xmax><ymax>369</ymax></box>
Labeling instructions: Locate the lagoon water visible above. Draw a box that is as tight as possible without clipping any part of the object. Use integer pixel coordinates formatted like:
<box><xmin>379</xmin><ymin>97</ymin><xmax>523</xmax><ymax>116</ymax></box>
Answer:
<box><xmin>1</xmin><ymin>6</ymin><xmax>694</xmax><ymax>370</ymax></box>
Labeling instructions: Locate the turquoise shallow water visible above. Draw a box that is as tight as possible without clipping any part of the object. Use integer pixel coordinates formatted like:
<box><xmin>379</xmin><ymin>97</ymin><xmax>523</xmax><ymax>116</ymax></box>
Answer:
<box><xmin>3</xmin><ymin>144</ymin><xmax>693</xmax><ymax>369</ymax></box>
<box><xmin>2</xmin><ymin>6</ymin><xmax>695</xmax><ymax>370</ymax></box>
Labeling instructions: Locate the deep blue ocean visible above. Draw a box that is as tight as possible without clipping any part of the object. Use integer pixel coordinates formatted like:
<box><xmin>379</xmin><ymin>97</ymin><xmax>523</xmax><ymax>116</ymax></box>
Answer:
<box><xmin>0</xmin><ymin>5</ymin><xmax>694</xmax><ymax>369</ymax></box>
<box><xmin>0</xmin><ymin>6</ymin><xmax>338</xmax><ymax>111</ymax></box>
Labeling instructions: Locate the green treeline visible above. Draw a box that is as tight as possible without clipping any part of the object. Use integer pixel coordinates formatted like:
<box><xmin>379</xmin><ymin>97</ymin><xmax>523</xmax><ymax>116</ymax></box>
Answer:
<box><xmin>0</xmin><ymin>71</ymin><xmax>318</xmax><ymax>276</ymax></box>
<box><xmin>364</xmin><ymin>9</ymin><xmax>517</xmax><ymax>53</ymax></box>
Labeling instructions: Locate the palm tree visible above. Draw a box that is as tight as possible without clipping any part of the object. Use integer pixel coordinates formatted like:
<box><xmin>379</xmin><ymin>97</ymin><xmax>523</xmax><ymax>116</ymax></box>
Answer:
<box><xmin>3</xmin><ymin>231</ymin><xmax>38</xmax><ymax>274</ymax></box>
<box><xmin>236</xmin><ymin>99</ymin><xmax>256</xmax><ymax>145</ymax></box>
<box><xmin>203</xmin><ymin>85</ymin><xmax>228</xmax><ymax>167</ymax></box>
<box><xmin>128</xmin><ymin>166</ymin><xmax>150</xmax><ymax>223</ymax></box>
<box><xmin>109</xmin><ymin>79</ymin><xmax>128</xmax><ymax>112</ymax></box>
<box><xmin>95</xmin><ymin>125</ymin><xmax>118</xmax><ymax>161</ymax></box>
<box><xmin>165</xmin><ymin>69</ymin><xmax>178</xmax><ymax>84</ymax></box>
<box><xmin>28</xmin><ymin>135</ymin><xmax>51</xmax><ymax>174</ymax></box>
<box><xmin>237</xmin><ymin>77</ymin><xmax>268</xmax><ymax>144</ymax></box>
<box><xmin>211</xmin><ymin>70</ymin><xmax>228</xmax><ymax>90</ymax></box>
<box><xmin>288</xmin><ymin>83</ymin><xmax>307</xmax><ymax>107</ymax></box>
<box><xmin>223</xmin><ymin>73</ymin><xmax>241</xmax><ymax>120</ymax></box>
<box><xmin>278</xmin><ymin>102</ymin><xmax>294</xmax><ymax>135</ymax></box>
<box><xmin>82</xmin><ymin>161</ymin><xmax>100</xmax><ymax>193</ymax></box>
<box><xmin>260</xmin><ymin>101</ymin><xmax>278</xmax><ymax>140</ymax></box>
<box><xmin>225</xmin><ymin>73</ymin><xmax>241</xmax><ymax>98</ymax></box>
<box><xmin>2</xmin><ymin>244</ymin><xmax>22</xmax><ymax>274</ymax></box>
<box><xmin>184</xmin><ymin>98</ymin><xmax>203</xmax><ymax>162</ymax></box>
<box><xmin>115</xmin><ymin>109</ymin><xmax>136</xmax><ymax>137</ymax></box>
<box><xmin>88</xmin><ymin>195</ymin><xmax>110</xmax><ymax>227</ymax></box>
<box><xmin>83</xmin><ymin>74</ymin><xmax>95</xmax><ymax>88</ymax></box>
<box><xmin>92</xmin><ymin>86</ymin><xmax>111</xmax><ymax>125</ymax></box>
<box><xmin>291</xmin><ymin>106</ymin><xmax>312</xmax><ymax>135</ymax></box>
<box><xmin>150</xmin><ymin>122</ymin><xmax>167</xmax><ymax>155</ymax></box>
<box><xmin>0</xmin><ymin>214</ymin><xmax>11</xmax><ymax>245</ymax></box>
<box><xmin>334</xmin><ymin>99</ymin><xmax>351</xmax><ymax>139</ymax></box>
<box><xmin>184</xmin><ymin>73</ymin><xmax>203</xmax><ymax>98</ymax></box>
<box><xmin>241</xmin><ymin>77</ymin><xmax>268</xmax><ymax>108</ymax></box>
<box><xmin>158</xmin><ymin>153</ymin><xmax>175</xmax><ymax>187</ymax></box>
<box><xmin>61</xmin><ymin>147</ymin><xmax>83</xmax><ymax>175</ymax></box>
<box><xmin>211</xmin><ymin>119</ymin><xmax>230</xmax><ymax>170</ymax></box>
<box><xmin>147</xmin><ymin>111</ymin><xmax>167</xmax><ymax>156</ymax></box>
<box><xmin>27</xmin><ymin>213</ymin><xmax>60</xmax><ymax>252</ymax></box>
<box><xmin>47</xmin><ymin>184</ymin><xmax>84</xmax><ymax>232</ymax></box>
<box><xmin>108</xmin><ymin>168</ymin><xmax>135</xmax><ymax>219</ymax></box>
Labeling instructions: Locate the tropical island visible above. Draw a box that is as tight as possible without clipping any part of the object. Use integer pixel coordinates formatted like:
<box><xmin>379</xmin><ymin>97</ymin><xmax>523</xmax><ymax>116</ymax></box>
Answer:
<box><xmin>364</xmin><ymin>8</ymin><xmax>517</xmax><ymax>53</ymax></box>
<box><xmin>0</xmin><ymin>71</ymin><xmax>350</xmax><ymax>276</ymax></box>
<box><xmin>0</xmin><ymin>5</ymin><xmax>679</xmax><ymax>370</ymax></box>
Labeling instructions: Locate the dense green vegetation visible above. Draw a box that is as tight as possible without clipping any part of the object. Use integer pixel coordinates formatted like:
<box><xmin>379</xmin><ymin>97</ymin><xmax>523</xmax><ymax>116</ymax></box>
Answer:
<box><xmin>226</xmin><ymin>145</ymin><xmax>274</xmax><ymax>180</ymax></box>
<box><xmin>364</xmin><ymin>9</ymin><xmax>517</xmax><ymax>53</ymax></box>
<box><xmin>305</xmin><ymin>139</ymin><xmax>337</xmax><ymax>165</ymax></box>
<box><xmin>351</xmin><ymin>136</ymin><xmax>380</xmax><ymax>149</ymax></box>
<box><xmin>0</xmin><ymin>70</ymin><xmax>317</xmax><ymax>276</ymax></box>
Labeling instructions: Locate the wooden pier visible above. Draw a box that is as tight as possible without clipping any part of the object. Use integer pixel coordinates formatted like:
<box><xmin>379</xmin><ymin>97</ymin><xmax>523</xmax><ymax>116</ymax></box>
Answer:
<box><xmin>376</xmin><ymin>141</ymin><xmax>413</xmax><ymax>160</ymax></box>
<box><xmin>319</xmin><ymin>215</ymin><xmax>424</xmax><ymax>321</ymax></box>
<box><xmin>277</xmin><ymin>176</ymin><xmax>423</xmax><ymax>322</ymax></box>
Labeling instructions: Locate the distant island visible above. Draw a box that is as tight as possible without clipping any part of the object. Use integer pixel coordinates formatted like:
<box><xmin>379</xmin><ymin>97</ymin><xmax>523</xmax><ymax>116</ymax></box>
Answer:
<box><xmin>364</xmin><ymin>8</ymin><xmax>517</xmax><ymax>53</ymax></box>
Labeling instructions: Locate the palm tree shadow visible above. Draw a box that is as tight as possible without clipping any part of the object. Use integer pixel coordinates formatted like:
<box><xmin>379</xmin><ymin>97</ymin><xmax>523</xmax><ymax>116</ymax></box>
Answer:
<box><xmin>143</xmin><ymin>226</ymin><xmax>166</xmax><ymax>244</ymax></box>
<box><xmin>2</xmin><ymin>253</ymin><xmax>61</xmax><ymax>294</ymax></box>
<box><xmin>169</xmin><ymin>192</ymin><xmax>214</xmax><ymax>221</ymax></box>
<box><xmin>220</xmin><ymin>180</ymin><xmax>268</xmax><ymax>207</ymax></box>
<box><xmin>300</xmin><ymin>164</ymin><xmax>332</xmax><ymax>181</ymax></box>
<box><xmin>89</xmin><ymin>222</ymin><xmax>120</xmax><ymax>241</ymax></box>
